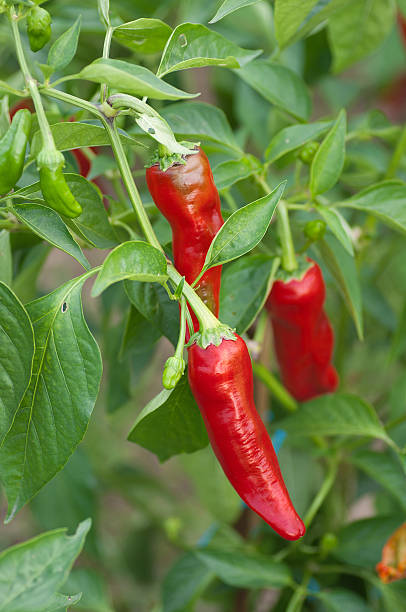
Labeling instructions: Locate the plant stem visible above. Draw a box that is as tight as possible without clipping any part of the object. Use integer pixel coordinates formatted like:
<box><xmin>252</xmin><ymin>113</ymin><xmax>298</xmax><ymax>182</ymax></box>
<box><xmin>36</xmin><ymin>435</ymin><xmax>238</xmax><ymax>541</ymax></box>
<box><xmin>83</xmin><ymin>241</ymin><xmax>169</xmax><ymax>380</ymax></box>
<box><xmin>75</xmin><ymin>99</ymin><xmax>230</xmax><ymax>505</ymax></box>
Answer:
<box><xmin>286</xmin><ymin>572</ymin><xmax>311</xmax><ymax>612</ymax></box>
<box><xmin>174</xmin><ymin>297</ymin><xmax>187</xmax><ymax>358</ymax></box>
<box><xmin>101</xmin><ymin>25</ymin><xmax>114</xmax><ymax>102</ymax></box>
<box><xmin>386</xmin><ymin>123</ymin><xmax>406</xmax><ymax>179</ymax></box>
<box><xmin>252</xmin><ymin>362</ymin><xmax>297</xmax><ymax>412</ymax></box>
<box><xmin>222</xmin><ymin>188</ymin><xmax>238</xmax><ymax>211</ymax></box>
<box><xmin>278</xmin><ymin>200</ymin><xmax>298</xmax><ymax>272</ymax></box>
<box><xmin>41</xmin><ymin>86</ymin><xmax>104</xmax><ymax>118</ymax></box>
<box><xmin>304</xmin><ymin>455</ymin><xmax>339</xmax><ymax>528</ymax></box>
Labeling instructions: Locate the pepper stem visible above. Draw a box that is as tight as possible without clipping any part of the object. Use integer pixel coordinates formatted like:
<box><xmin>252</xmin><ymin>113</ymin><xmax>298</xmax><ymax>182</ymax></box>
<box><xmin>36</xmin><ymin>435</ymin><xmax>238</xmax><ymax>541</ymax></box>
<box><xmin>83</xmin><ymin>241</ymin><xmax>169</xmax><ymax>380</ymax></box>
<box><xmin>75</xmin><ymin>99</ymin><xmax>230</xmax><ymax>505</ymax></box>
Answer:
<box><xmin>277</xmin><ymin>200</ymin><xmax>298</xmax><ymax>272</ymax></box>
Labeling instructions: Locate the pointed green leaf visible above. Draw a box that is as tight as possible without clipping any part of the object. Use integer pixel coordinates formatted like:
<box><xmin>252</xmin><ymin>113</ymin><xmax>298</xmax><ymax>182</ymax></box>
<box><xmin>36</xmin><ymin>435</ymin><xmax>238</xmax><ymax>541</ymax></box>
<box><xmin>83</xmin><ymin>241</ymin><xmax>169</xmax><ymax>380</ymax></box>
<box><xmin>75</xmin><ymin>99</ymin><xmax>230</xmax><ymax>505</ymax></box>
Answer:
<box><xmin>314</xmin><ymin>203</ymin><xmax>354</xmax><ymax>255</ymax></box>
<box><xmin>310</xmin><ymin>109</ymin><xmax>346</xmax><ymax>196</ymax></box>
<box><xmin>13</xmin><ymin>203</ymin><xmax>90</xmax><ymax>270</ymax></box>
<box><xmin>48</xmin><ymin>16</ymin><xmax>81</xmax><ymax>71</ymax></box>
<box><xmin>113</xmin><ymin>18</ymin><xmax>172</xmax><ymax>54</ymax></box>
<box><xmin>162</xmin><ymin>553</ymin><xmax>214</xmax><ymax>612</ymax></box>
<box><xmin>157</xmin><ymin>22</ymin><xmax>261</xmax><ymax>77</ymax></box>
<box><xmin>351</xmin><ymin>449</ymin><xmax>406</xmax><ymax>511</ymax></box>
<box><xmin>213</xmin><ymin>155</ymin><xmax>261</xmax><ymax>191</ymax></box>
<box><xmin>202</xmin><ymin>181</ymin><xmax>285</xmax><ymax>272</ymax></box>
<box><xmin>210</xmin><ymin>0</ymin><xmax>261</xmax><ymax>23</ymax></box>
<box><xmin>280</xmin><ymin>393</ymin><xmax>390</xmax><ymax>441</ymax></box>
<box><xmin>265</xmin><ymin>120</ymin><xmax>333</xmax><ymax>163</ymax></box>
<box><xmin>0</xmin><ymin>276</ymin><xmax>102</xmax><ymax>520</ymax></box>
<box><xmin>92</xmin><ymin>241</ymin><xmax>168</xmax><ymax>297</ymax></box>
<box><xmin>80</xmin><ymin>58</ymin><xmax>198</xmax><ymax>100</ymax></box>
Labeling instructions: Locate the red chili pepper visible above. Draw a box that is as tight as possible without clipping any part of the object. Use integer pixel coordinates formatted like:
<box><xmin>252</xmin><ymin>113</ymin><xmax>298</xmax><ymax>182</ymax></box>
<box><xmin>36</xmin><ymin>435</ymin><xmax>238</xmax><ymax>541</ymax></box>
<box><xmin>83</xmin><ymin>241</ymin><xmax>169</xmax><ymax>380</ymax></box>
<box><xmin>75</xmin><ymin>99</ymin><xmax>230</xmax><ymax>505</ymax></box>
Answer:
<box><xmin>146</xmin><ymin>147</ymin><xmax>223</xmax><ymax>331</ymax></box>
<box><xmin>266</xmin><ymin>260</ymin><xmax>338</xmax><ymax>402</ymax></box>
<box><xmin>398</xmin><ymin>12</ymin><xmax>406</xmax><ymax>47</ymax></box>
<box><xmin>188</xmin><ymin>333</ymin><xmax>305</xmax><ymax>541</ymax></box>
<box><xmin>9</xmin><ymin>98</ymin><xmax>35</xmax><ymax>119</ymax></box>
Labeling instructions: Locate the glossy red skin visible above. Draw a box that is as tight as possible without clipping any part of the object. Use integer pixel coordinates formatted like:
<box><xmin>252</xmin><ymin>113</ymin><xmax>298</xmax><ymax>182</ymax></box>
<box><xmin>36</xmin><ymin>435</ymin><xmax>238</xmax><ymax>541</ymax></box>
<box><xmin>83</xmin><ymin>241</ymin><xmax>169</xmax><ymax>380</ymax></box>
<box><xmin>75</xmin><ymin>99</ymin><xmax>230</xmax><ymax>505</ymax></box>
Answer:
<box><xmin>399</xmin><ymin>13</ymin><xmax>406</xmax><ymax>47</ymax></box>
<box><xmin>146</xmin><ymin>147</ymin><xmax>224</xmax><ymax>331</ymax></box>
<box><xmin>188</xmin><ymin>334</ymin><xmax>305</xmax><ymax>540</ymax></box>
<box><xmin>266</xmin><ymin>261</ymin><xmax>338</xmax><ymax>402</ymax></box>
<box><xmin>9</xmin><ymin>98</ymin><xmax>35</xmax><ymax>119</ymax></box>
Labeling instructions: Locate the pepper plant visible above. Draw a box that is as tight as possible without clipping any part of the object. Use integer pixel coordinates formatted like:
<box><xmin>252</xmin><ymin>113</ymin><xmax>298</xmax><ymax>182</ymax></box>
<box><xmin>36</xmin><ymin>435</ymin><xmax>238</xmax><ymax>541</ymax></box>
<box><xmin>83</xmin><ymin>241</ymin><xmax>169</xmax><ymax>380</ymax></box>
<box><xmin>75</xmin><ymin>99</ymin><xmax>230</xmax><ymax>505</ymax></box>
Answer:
<box><xmin>1</xmin><ymin>0</ymin><xmax>406</xmax><ymax>610</ymax></box>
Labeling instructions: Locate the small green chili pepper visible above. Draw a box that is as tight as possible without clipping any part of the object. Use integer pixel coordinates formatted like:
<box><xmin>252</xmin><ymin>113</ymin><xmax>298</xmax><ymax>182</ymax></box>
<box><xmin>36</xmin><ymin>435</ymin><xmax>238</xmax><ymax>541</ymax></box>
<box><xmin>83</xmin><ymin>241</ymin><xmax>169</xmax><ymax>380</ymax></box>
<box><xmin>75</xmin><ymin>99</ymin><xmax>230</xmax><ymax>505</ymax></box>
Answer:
<box><xmin>0</xmin><ymin>108</ymin><xmax>31</xmax><ymax>195</ymax></box>
<box><xmin>27</xmin><ymin>6</ymin><xmax>52</xmax><ymax>52</ymax></box>
<box><xmin>37</xmin><ymin>149</ymin><xmax>83</xmax><ymax>218</ymax></box>
<box><xmin>299</xmin><ymin>141</ymin><xmax>319</xmax><ymax>164</ymax></box>
<box><xmin>304</xmin><ymin>219</ymin><xmax>326</xmax><ymax>242</ymax></box>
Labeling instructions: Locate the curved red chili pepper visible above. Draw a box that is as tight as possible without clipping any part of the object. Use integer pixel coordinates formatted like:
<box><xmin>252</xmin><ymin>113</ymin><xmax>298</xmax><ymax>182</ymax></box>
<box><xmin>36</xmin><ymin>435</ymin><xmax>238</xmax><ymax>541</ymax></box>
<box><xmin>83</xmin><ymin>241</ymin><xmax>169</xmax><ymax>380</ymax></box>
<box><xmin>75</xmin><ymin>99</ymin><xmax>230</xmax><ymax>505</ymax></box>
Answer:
<box><xmin>9</xmin><ymin>98</ymin><xmax>35</xmax><ymax>119</ymax></box>
<box><xmin>146</xmin><ymin>147</ymin><xmax>223</xmax><ymax>332</ymax></box>
<box><xmin>188</xmin><ymin>333</ymin><xmax>305</xmax><ymax>541</ymax></box>
<box><xmin>266</xmin><ymin>260</ymin><xmax>338</xmax><ymax>402</ymax></box>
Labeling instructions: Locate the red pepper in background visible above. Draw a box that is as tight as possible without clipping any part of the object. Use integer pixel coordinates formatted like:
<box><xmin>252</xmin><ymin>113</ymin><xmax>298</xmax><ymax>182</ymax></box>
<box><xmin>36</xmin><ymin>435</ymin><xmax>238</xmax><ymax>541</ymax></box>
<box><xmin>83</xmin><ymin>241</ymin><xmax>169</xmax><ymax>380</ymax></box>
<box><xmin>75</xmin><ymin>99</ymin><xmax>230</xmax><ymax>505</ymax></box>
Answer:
<box><xmin>146</xmin><ymin>147</ymin><xmax>224</xmax><ymax>332</ymax></box>
<box><xmin>377</xmin><ymin>522</ymin><xmax>406</xmax><ymax>583</ymax></box>
<box><xmin>188</xmin><ymin>333</ymin><xmax>305</xmax><ymax>541</ymax></box>
<box><xmin>266</xmin><ymin>260</ymin><xmax>338</xmax><ymax>402</ymax></box>
<box><xmin>9</xmin><ymin>98</ymin><xmax>35</xmax><ymax>119</ymax></box>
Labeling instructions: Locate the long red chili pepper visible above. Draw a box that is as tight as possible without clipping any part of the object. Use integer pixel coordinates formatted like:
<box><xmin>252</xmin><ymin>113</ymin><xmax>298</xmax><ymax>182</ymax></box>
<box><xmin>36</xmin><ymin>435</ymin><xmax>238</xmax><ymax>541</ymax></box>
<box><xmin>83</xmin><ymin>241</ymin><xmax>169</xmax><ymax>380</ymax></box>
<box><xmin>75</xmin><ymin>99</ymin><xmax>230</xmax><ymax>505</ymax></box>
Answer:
<box><xmin>188</xmin><ymin>333</ymin><xmax>305</xmax><ymax>541</ymax></box>
<box><xmin>266</xmin><ymin>260</ymin><xmax>338</xmax><ymax>402</ymax></box>
<box><xmin>146</xmin><ymin>147</ymin><xmax>223</xmax><ymax>331</ymax></box>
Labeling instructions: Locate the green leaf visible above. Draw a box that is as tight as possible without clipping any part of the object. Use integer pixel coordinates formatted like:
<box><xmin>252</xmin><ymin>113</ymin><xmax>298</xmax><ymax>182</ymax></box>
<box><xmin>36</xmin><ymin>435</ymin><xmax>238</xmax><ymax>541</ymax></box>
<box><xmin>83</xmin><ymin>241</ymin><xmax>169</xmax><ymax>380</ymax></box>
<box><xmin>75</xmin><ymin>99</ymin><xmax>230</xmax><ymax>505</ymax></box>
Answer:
<box><xmin>213</xmin><ymin>155</ymin><xmax>261</xmax><ymax>191</ymax></box>
<box><xmin>351</xmin><ymin>449</ymin><xmax>406</xmax><ymax>511</ymax></box>
<box><xmin>92</xmin><ymin>241</ymin><xmax>168</xmax><ymax>297</ymax></box>
<box><xmin>128</xmin><ymin>374</ymin><xmax>208</xmax><ymax>462</ymax></box>
<box><xmin>279</xmin><ymin>393</ymin><xmax>390</xmax><ymax>441</ymax></box>
<box><xmin>30</xmin><ymin>122</ymin><xmax>138</xmax><ymax>160</ymax></box>
<box><xmin>157</xmin><ymin>22</ymin><xmax>261</xmax><ymax>77</ymax></box>
<box><xmin>13</xmin><ymin>203</ymin><xmax>90</xmax><ymax>270</ymax></box>
<box><xmin>48</xmin><ymin>16</ymin><xmax>81</xmax><ymax>71</ymax></box>
<box><xmin>80</xmin><ymin>58</ymin><xmax>198</xmax><ymax>100</ymax></box>
<box><xmin>317</xmin><ymin>233</ymin><xmax>363</xmax><ymax>339</ymax></box>
<box><xmin>0</xmin><ymin>229</ymin><xmax>12</xmax><ymax>285</ymax></box>
<box><xmin>0</xmin><ymin>275</ymin><xmax>102</xmax><ymax>521</ymax></box>
<box><xmin>333</xmin><ymin>515</ymin><xmax>402</xmax><ymax>568</ymax></box>
<box><xmin>236</xmin><ymin>60</ymin><xmax>312</xmax><ymax>121</ymax></box>
<box><xmin>0</xmin><ymin>282</ymin><xmax>34</xmax><ymax>445</ymax></box>
<box><xmin>265</xmin><ymin>120</ymin><xmax>333</xmax><ymax>163</ymax></box>
<box><xmin>162</xmin><ymin>101</ymin><xmax>240</xmax><ymax>153</ymax></box>
<box><xmin>0</xmin><ymin>95</ymin><xmax>9</xmax><ymax>138</ymax></box>
<box><xmin>12</xmin><ymin>244</ymin><xmax>50</xmax><ymax>304</ymax></box>
<box><xmin>220</xmin><ymin>254</ymin><xmax>279</xmax><ymax>333</ymax></box>
<box><xmin>64</xmin><ymin>174</ymin><xmax>117</xmax><ymax>249</ymax></box>
<box><xmin>310</xmin><ymin>109</ymin><xmax>346</xmax><ymax>196</ymax></box>
<box><xmin>314</xmin><ymin>203</ymin><xmax>353</xmax><ymax>255</ymax></box>
<box><xmin>379</xmin><ymin>581</ymin><xmax>406</xmax><ymax>612</ymax></box>
<box><xmin>202</xmin><ymin>181</ymin><xmax>285</xmax><ymax>272</ymax></box>
<box><xmin>315</xmin><ymin>588</ymin><xmax>371</xmax><ymax>612</ymax></box>
<box><xmin>210</xmin><ymin>0</ymin><xmax>261</xmax><ymax>23</ymax></box>
<box><xmin>113</xmin><ymin>18</ymin><xmax>172</xmax><ymax>54</ymax></box>
<box><xmin>62</xmin><ymin>568</ymin><xmax>113</xmax><ymax>612</ymax></box>
<box><xmin>328</xmin><ymin>0</ymin><xmax>396</xmax><ymax>72</ymax></box>
<box><xmin>274</xmin><ymin>0</ymin><xmax>352</xmax><ymax>48</ymax></box>
<box><xmin>339</xmin><ymin>180</ymin><xmax>406</xmax><ymax>235</ymax></box>
<box><xmin>162</xmin><ymin>552</ymin><xmax>213</xmax><ymax>612</ymax></box>
<box><xmin>125</xmin><ymin>281</ymin><xmax>179</xmax><ymax>346</ymax></box>
<box><xmin>196</xmin><ymin>548</ymin><xmax>292</xmax><ymax>588</ymax></box>
<box><xmin>0</xmin><ymin>519</ymin><xmax>90</xmax><ymax>612</ymax></box>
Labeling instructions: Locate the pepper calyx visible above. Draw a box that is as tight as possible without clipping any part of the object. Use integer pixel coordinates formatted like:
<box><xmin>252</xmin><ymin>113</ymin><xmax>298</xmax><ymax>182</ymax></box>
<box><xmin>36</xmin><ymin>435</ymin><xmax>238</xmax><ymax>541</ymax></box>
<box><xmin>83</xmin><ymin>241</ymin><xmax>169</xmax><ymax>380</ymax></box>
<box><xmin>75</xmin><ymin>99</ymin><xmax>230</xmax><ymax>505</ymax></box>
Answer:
<box><xmin>187</xmin><ymin>325</ymin><xmax>237</xmax><ymax>349</ymax></box>
<box><xmin>147</xmin><ymin>141</ymin><xmax>199</xmax><ymax>172</ymax></box>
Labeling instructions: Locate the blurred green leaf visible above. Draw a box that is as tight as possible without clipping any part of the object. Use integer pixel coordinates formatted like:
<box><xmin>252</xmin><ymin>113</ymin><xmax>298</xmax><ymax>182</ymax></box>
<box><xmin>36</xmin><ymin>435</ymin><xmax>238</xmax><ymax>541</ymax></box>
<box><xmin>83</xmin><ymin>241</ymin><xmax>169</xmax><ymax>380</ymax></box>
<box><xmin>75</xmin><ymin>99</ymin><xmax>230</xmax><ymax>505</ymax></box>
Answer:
<box><xmin>213</xmin><ymin>155</ymin><xmax>261</xmax><ymax>190</ymax></box>
<box><xmin>351</xmin><ymin>450</ymin><xmax>406</xmax><ymax>511</ymax></box>
<box><xmin>0</xmin><ymin>519</ymin><xmax>90</xmax><ymax>612</ymax></box>
<box><xmin>314</xmin><ymin>203</ymin><xmax>353</xmax><ymax>255</ymax></box>
<box><xmin>113</xmin><ymin>18</ymin><xmax>172</xmax><ymax>54</ymax></box>
<box><xmin>315</xmin><ymin>588</ymin><xmax>371</xmax><ymax>611</ymax></box>
<box><xmin>209</xmin><ymin>0</ymin><xmax>261</xmax><ymax>23</ymax></box>
<box><xmin>48</xmin><ymin>16</ymin><xmax>81</xmax><ymax>71</ymax></box>
<box><xmin>162</xmin><ymin>552</ymin><xmax>214</xmax><ymax>612</ymax></box>
<box><xmin>236</xmin><ymin>60</ymin><xmax>312</xmax><ymax>121</ymax></box>
<box><xmin>265</xmin><ymin>120</ymin><xmax>332</xmax><ymax>163</ymax></box>
<box><xmin>62</xmin><ymin>568</ymin><xmax>113</xmax><ymax>612</ymax></box>
<box><xmin>0</xmin><ymin>230</ymin><xmax>12</xmax><ymax>285</ymax></box>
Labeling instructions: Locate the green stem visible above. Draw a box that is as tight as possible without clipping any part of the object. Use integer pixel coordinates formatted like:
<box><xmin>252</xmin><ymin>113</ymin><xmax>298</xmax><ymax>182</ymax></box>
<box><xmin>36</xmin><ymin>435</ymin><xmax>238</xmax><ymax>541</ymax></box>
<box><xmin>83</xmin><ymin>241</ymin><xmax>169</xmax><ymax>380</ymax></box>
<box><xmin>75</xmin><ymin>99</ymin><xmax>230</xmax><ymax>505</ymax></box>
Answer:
<box><xmin>278</xmin><ymin>200</ymin><xmax>298</xmax><ymax>272</ymax></box>
<box><xmin>41</xmin><ymin>86</ymin><xmax>104</xmax><ymax>118</ymax></box>
<box><xmin>174</xmin><ymin>297</ymin><xmax>187</xmax><ymax>358</ymax></box>
<box><xmin>252</xmin><ymin>362</ymin><xmax>297</xmax><ymax>412</ymax></box>
<box><xmin>386</xmin><ymin>123</ymin><xmax>406</xmax><ymax>179</ymax></box>
<box><xmin>286</xmin><ymin>572</ymin><xmax>311</xmax><ymax>612</ymax></box>
<box><xmin>102</xmin><ymin>117</ymin><xmax>162</xmax><ymax>251</ymax></box>
<box><xmin>304</xmin><ymin>455</ymin><xmax>339</xmax><ymax>528</ymax></box>
<box><xmin>101</xmin><ymin>25</ymin><xmax>114</xmax><ymax>102</ymax></box>
<box><xmin>222</xmin><ymin>188</ymin><xmax>238</xmax><ymax>212</ymax></box>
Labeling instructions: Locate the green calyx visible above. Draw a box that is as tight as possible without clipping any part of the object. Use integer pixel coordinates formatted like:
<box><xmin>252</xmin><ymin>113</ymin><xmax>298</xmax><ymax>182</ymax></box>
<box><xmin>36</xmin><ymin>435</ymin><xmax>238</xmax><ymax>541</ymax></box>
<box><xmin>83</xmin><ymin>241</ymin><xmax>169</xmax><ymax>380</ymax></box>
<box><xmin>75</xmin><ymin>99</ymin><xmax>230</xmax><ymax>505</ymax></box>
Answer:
<box><xmin>147</xmin><ymin>141</ymin><xmax>199</xmax><ymax>172</ymax></box>
<box><xmin>187</xmin><ymin>325</ymin><xmax>237</xmax><ymax>350</ymax></box>
<box><xmin>162</xmin><ymin>356</ymin><xmax>186</xmax><ymax>390</ymax></box>
<box><xmin>37</xmin><ymin>148</ymin><xmax>65</xmax><ymax>172</ymax></box>
<box><xmin>0</xmin><ymin>108</ymin><xmax>31</xmax><ymax>195</ymax></box>
<box><xmin>27</xmin><ymin>6</ymin><xmax>52</xmax><ymax>52</ymax></box>
<box><xmin>275</xmin><ymin>254</ymin><xmax>312</xmax><ymax>283</ymax></box>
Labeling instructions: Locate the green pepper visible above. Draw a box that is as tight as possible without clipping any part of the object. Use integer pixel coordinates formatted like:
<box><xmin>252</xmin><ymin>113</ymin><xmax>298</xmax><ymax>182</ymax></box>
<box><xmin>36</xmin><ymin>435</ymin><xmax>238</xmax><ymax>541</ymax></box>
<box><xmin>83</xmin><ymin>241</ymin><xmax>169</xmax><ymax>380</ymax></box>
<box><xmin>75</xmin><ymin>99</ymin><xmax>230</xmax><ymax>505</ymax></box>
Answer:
<box><xmin>0</xmin><ymin>108</ymin><xmax>31</xmax><ymax>195</ymax></box>
<box><xmin>26</xmin><ymin>6</ymin><xmax>52</xmax><ymax>52</ymax></box>
<box><xmin>37</xmin><ymin>149</ymin><xmax>83</xmax><ymax>218</ymax></box>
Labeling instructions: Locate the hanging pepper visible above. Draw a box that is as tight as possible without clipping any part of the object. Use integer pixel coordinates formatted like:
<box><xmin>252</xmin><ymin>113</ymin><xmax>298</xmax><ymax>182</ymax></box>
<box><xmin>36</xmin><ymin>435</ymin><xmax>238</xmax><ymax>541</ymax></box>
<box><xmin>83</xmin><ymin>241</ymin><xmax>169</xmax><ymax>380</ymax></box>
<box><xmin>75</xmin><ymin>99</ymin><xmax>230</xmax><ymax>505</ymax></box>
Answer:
<box><xmin>26</xmin><ymin>5</ymin><xmax>52</xmax><ymax>52</ymax></box>
<box><xmin>188</xmin><ymin>330</ymin><xmax>305</xmax><ymax>541</ymax></box>
<box><xmin>146</xmin><ymin>147</ymin><xmax>224</xmax><ymax>332</ymax></box>
<box><xmin>0</xmin><ymin>109</ymin><xmax>31</xmax><ymax>195</ymax></box>
<box><xmin>266</xmin><ymin>260</ymin><xmax>338</xmax><ymax>402</ymax></box>
<box><xmin>37</xmin><ymin>148</ymin><xmax>82</xmax><ymax>218</ymax></box>
<box><xmin>377</xmin><ymin>522</ymin><xmax>406</xmax><ymax>583</ymax></box>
